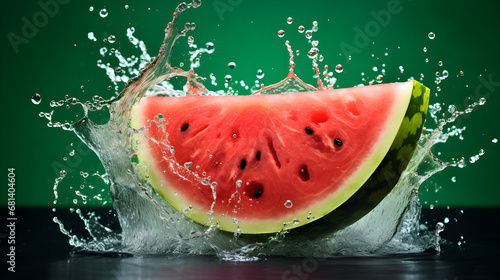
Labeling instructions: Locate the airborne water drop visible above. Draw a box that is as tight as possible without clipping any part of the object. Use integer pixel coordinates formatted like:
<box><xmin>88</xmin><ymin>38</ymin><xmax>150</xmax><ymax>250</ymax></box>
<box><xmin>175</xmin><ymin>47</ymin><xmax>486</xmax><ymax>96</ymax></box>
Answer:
<box><xmin>335</xmin><ymin>64</ymin><xmax>343</xmax><ymax>73</ymax></box>
<box><xmin>99</xmin><ymin>8</ymin><xmax>108</xmax><ymax>18</ymax></box>
<box><xmin>31</xmin><ymin>93</ymin><xmax>42</xmax><ymax>105</ymax></box>
<box><xmin>256</xmin><ymin>69</ymin><xmax>264</xmax><ymax>79</ymax></box>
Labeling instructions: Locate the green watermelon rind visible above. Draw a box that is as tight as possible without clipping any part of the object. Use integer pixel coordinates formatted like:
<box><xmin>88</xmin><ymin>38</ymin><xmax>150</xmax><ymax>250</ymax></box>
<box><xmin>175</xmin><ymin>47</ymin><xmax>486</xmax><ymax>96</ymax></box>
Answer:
<box><xmin>130</xmin><ymin>80</ymin><xmax>428</xmax><ymax>234</ymax></box>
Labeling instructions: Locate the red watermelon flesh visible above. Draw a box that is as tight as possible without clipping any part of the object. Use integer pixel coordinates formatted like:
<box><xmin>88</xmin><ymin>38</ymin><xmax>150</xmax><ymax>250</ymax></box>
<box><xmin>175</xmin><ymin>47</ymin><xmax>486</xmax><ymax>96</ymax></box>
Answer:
<box><xmin>130</xmin><ymin>80</ymin><xmax>424</xmax><ymax>234</ymax></box>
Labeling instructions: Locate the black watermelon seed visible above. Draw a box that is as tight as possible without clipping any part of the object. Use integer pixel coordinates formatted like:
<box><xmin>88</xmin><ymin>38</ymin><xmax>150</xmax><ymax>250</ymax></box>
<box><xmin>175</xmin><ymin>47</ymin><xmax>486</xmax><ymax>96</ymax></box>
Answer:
<box><xmin>299</xmin><ymin>165</ymin><xmax>310</xmax><ymax>181</ymax></box>
<box><xmin>180</xmin><ymin>123</ymin><xmax>189</xmax><ymax>132</ymax></box>
<box><xmin>240</xmin><ymin>159</ymin><xmax>247</xmax><ymax>170</ymax></box>
<box><xmin>256</xmin><ymin>151</ymin><xmax>261</xmax><ymax>160</ymax></box>
<box><xmin>305</xmin><ymin>127</ymin><xmax>314</xmax><ymax>135</ymax></box>
<box><xmin>253</xmin><ymin>189</ymin><xmax>263</xmax><ymax>198</ymax></box>
<box><xmin>334</xmin><ymin>138</ymin><xmax>343</xmax><ymax>146</ymax></box>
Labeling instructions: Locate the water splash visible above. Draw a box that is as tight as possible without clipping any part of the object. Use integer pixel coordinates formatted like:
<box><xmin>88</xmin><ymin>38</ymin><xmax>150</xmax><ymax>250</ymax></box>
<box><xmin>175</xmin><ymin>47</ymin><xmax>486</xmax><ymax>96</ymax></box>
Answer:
<box><xmin>43</xmin><ymin>2</ymin><xmax>489</xmax><ymax>260</ymax></box>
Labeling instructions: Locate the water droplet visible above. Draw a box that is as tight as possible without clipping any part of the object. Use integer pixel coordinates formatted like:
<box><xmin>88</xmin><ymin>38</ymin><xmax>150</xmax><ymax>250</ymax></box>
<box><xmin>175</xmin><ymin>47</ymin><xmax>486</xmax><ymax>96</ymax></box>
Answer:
<box><xmin>233</xmin><ymin>218</ymin><xmax>239</xmax><ymax>224</ymax></box>
<box><xmin>438</xmin><ymin>61</ymin><xmax>443</xmax><ymax>66</ymax></box>
<box><xmin>425</xmin><ymin>58</ymin><xmax>429</xmax><ymax>63</ymax></box>
<box><xmin>176</xmin><ymin>2</ymin><xmax>188</xmax><ymax>12</ymax></box>
<box><xmin>99</xmin><ymin>8</ymin><xmax>108</xmax><ymax>18</ymax></box>
<box><xmin>87</xmin><ymin>32</ymin><xmax>97</xmax><ymax>41</ymax></box>
<box><xmin>224</xmin><ymin>74</ymin><xmax>232</xmax><ymax>82</ymax></box>
<box><xmin>430</xmin><ymin>204</ymin><xmax>434</xmax><ymax>210</ymax></box>
<box><xmin>451</xmin><ymin>176</ymin><xmax>456</xmax><ymax>182</ymax></box>
<box><xmin>256</xmin><ymin>69</ymin><xmax>264</xmax><ymax>79</ymax></box>
<box><xmin>99</xmin><ymin>47</ymin><xmax>108</xmax><ymax>56</ymax></box>
<box><xmin>376</xmin><ymin>74</ymin><xmax>383</xmax><ymax>83</ymax></box>
<box><xmin>435</xmin><ymin>222</ymin><xmax>445</xmax><ymax>233</ymax></box>
<box><xmin>124</xmin><ymin>5</ymin><xmax>129</xmax><ymax>9</ymax></box>
<box><xmin>478</xmin><ymin>149</ymin><xmax>485</xmax><ymax>156</ymax></box>
<box><xmin>492</xmin><ymin>138</ymin><xmax>498</xmax><ymax>143</ymax></box>
<box><xmin>469</xmin><ymin>155</ymin><xmax>479</xmax><ymax>163</ymax></box>
<box><xmin>423</xmin><ymin>47</ymin><xmax>427</xmax><ymax>52</ymax></box>
<box><xmin>479</xmin><ymin>97</ymin><xmax>486</xmax><ymax>105</ymax></box>
<box><xmin>232</xmin><ymin>134</ymin><xmax>237</xmax><ymax>138</ymax></box>
<box><xmin>184</xmin><ymin>22</ymin><xmax>194</xmax><ymax>30</ymax></box>
<box><xmin>284</xmin><ymin>200</ymin><xmax>293</xmax><ymax>208</ymax></box>
<box><xmin>31</xmin><ymin>93</ymin><xmax>42</xmax><ymax>104</ymax></box>
<box><xmin>442</xmin><ymin>70</ymin><xmax>449</xmax><ymax>79</ymax></box>
<box><xmin>293</xmin><ymin>219</ymin><xmax>300</xmax><ymax>225</ymax></box>
<box><xmin>89</xmin><ymin>6</ymin><xmax>94</xmax><ymax>12</ymax></box>
<box><xmin>228</xmin><ymin>62</ymin><xmax>236</xmax><ymax>69</ymax></box>
<box><xmin>234</xmin><ymin>228</ymin><xmax>241</xmax><ymax>237</ymax></box>
<box><xmin>287</xmin><ymin>17</ymin><xmax>293</xmax><ymax>24</ymax></box>
<box><xmin>335</xmin><ymin>64</ymin><xmax>343</xmax><ymax>73</ymax></box>
<box><xmin>277</xmin><ymin>29</ymin><xmax>285</xmax><ymax>38</ymax></box>
<box><xmin>307</xmin><ymin>47</ymin><xmax>319</xmax><ymax>59</ymax></box>
<box><xmin>298</xmin><ymin>25</ymin><xmax>305</xmax><ymax>33</ymax></box>
<box><xmin>428</xmin><ymin>32</ymin><xmax>435</xmax><ymax>39</ymax></box>
<box><xmin>305</xmin><ymin>30</ymin><xmax>312</xmax><ymax>39</ymax></box>
<box><xmin>444</xmin><ymin>217</ymin><xmax>450</xmax><ymax>223</ymax></box>
<box><xmin>205</xmin><ymin>42</ymin><xmax>215</xmax><ymax>54</ymax></box>
<box><xmin>236</xmin><ymin>180</ymin><xmax>242</xmax><ymax>188</ymax></box>
<box><xmin>184</xmin><ymin>162</ymin><xmax>193</xmax><ymax>169</ymax></box>
<box><xmin>457</xmin><ymin>157</ymin><xmax>466</xmax><ymax>168</ymax></box>
<box><xmin>448</xmin><ymin>105</ymin><xmax>457</xmax><ymax>114</ymax></box>
<box><xmin>312</xmin><ymin>21</ymin><xmax>318</xmax><ymax>32</ymax></box>
<box><xmin>108</xmin><ymin>35</ymin><xmax>116</xmax><ymax>43</ymax></box>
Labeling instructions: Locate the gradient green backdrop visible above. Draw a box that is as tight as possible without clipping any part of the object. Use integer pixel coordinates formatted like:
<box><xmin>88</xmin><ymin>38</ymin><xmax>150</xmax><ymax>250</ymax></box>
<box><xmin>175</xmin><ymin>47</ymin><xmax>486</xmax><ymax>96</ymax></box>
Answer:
<box><xmin>1</xmin><ymin>0</ymin><xmax>499</xmax><ymax>209</ymax></box>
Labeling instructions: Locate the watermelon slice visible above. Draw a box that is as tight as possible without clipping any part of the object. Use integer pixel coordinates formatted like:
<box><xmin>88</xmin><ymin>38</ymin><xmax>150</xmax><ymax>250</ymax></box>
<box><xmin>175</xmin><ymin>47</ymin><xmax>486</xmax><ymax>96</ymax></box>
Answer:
<box><xmin>129</xmin><ymin>80</ymin><xmax>429</xmax><ymax>234</ymax></box>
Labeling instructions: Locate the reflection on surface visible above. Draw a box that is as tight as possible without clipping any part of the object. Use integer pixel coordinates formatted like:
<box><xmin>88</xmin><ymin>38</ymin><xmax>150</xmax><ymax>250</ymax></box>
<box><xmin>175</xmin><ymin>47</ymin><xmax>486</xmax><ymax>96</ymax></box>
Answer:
<box><xmin>49</xmin><ymin>253</ymin><xmax>499</xmax><ymax>280</ymax></box>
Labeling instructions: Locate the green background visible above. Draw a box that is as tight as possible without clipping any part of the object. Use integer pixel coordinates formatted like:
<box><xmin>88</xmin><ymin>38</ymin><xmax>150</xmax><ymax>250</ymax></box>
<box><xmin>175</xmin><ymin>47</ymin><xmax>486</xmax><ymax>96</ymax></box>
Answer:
<box><xmin>1</xmin><ymin>0</ymin><xmax>499</xmax><ymax>209</ymax></box>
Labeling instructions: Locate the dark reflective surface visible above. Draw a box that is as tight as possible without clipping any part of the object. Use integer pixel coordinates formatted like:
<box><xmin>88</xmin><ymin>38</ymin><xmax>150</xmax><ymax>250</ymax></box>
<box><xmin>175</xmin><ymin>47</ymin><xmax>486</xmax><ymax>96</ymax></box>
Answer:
<box><xmin>3</xmin><ymin>208</ymin><xmax>499</xmax><ymax>279</ymax></box>
<box><xmin>41</xmin><ymin>253</ymin><xmax>498</xmax><ymax>280</ymax></box>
